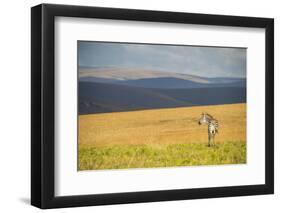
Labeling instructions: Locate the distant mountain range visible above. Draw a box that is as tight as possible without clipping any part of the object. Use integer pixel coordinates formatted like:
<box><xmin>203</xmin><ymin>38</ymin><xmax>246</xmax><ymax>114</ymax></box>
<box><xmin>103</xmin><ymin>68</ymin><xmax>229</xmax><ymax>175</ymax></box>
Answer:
<box><xmin>80</xmin><ymin>76</ymin><xmax>246</xmax><ymax>89</ymax></box>
<box><xmin>79</xmin><ymin>67</ymin><xmax>246</xmax><ymax>114</ymax></box>
<box><xmin>79</xmin><ymin>67</ymin><xmax>210</xmax><ymax>83</ymax></box>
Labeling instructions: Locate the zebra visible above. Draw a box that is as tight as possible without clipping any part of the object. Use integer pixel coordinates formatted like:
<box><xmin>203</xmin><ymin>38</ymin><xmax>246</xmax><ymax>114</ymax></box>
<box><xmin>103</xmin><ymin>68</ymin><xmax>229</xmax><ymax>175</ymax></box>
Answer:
<box><xmin>198</xmin><ymin>113</ymin><xmax>219</xmax><ymax>147</ymax></box>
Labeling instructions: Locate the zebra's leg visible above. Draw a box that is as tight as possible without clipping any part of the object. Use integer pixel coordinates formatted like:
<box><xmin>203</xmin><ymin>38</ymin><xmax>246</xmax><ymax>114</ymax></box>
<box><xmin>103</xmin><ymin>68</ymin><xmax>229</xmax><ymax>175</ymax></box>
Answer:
<box><xmin>208</xmin><ymin>134</ymin><xmax>211</xmax><ymax>147</ymax></box>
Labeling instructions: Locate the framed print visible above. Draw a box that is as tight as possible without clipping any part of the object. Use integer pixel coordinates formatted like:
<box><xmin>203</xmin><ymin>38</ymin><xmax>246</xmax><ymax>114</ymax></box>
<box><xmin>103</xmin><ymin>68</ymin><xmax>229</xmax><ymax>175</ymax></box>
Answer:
<box><xmin>31</xmin><ymin>4</ymin><xmax>274</xmax><ymax>209</ymax></box>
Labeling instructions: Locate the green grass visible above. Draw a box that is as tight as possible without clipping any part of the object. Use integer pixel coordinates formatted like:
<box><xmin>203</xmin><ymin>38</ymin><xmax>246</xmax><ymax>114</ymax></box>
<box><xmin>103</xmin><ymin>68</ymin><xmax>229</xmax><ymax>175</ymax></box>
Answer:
<box><xmin>78</xmin><ymin>141</ymin><xmax>246</xmax><ymax>170</ymax></box>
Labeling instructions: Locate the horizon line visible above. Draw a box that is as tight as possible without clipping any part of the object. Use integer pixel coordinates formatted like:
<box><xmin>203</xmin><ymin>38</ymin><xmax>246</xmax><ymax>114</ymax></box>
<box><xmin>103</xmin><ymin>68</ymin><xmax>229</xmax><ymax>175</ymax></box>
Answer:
<box><xmin>78</xmin><ymin>66</ymin><xmax>246</xmax><ymax>79</ymax></box>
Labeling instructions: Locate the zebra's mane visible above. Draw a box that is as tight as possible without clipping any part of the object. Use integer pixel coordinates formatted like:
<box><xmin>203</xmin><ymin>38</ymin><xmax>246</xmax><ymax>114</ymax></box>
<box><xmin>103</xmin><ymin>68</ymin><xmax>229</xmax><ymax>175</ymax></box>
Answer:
<box><xmin>205</xmin><ymin>113</ymin><xmax>214</xmax><ymax>119</ymax></box>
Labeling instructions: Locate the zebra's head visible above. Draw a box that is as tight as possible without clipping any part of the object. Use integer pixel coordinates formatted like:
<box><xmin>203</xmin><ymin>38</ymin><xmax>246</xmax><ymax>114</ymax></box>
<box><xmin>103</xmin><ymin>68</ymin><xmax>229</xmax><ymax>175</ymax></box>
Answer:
<box><xmin>198</xmin><ymin>113</ymin><xmax>209</xmax><ymax>125</ymax></box>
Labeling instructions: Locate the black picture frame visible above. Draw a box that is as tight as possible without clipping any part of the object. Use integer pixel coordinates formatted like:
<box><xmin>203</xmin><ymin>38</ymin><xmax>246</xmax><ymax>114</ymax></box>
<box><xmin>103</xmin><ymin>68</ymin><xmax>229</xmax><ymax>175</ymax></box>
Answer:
<box><xmin>31</xmin><ymin>3</ymin><xmax>274</xmax><ymax>209</ymax></box>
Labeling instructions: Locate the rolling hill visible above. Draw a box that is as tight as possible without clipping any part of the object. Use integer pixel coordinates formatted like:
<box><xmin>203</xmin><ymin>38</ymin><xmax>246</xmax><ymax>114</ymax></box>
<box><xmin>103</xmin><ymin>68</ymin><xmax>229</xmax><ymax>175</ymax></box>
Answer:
<box><xmin>78</xmin><ymin>67</ymin><xmax>246</xmax><ymax>114</ymax></box>
<box><xmin>79</xmin><ymin>81</ymin><xmax>246</xmax><ymax>114</ymax></box>
<box><xmin>79</xmin><ymin>67</ymin><xmax>211</xmax><ymax>83</ymax></box>
<box><xmin>79</xmin><ymin>67</ymin><xmax>246</xmax><ymax>88</ymax></box>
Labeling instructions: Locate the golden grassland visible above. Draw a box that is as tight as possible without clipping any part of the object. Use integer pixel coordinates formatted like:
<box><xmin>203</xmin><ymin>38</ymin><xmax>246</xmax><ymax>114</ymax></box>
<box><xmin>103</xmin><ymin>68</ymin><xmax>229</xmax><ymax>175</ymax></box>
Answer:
<box><xmin>78</xmin><ymin>103</ymin><xmax>246</xmax><ymax>170</ymax></box>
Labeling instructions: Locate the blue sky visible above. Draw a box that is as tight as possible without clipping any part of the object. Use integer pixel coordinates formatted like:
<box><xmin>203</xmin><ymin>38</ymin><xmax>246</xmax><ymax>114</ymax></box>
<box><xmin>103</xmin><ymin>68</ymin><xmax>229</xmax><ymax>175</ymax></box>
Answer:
<box><xmin>78</xmin><ymin>41</ymin><xmax>246</xmax><ymax>78</ymax></box>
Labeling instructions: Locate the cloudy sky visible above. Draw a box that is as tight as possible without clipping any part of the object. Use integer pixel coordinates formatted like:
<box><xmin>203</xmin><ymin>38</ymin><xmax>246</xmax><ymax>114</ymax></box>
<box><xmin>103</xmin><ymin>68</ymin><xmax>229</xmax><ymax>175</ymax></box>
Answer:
<box><xmin>78</xmin><ymin>41</ymin><xmax>246</xmax><ymax>78</ymax></box>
